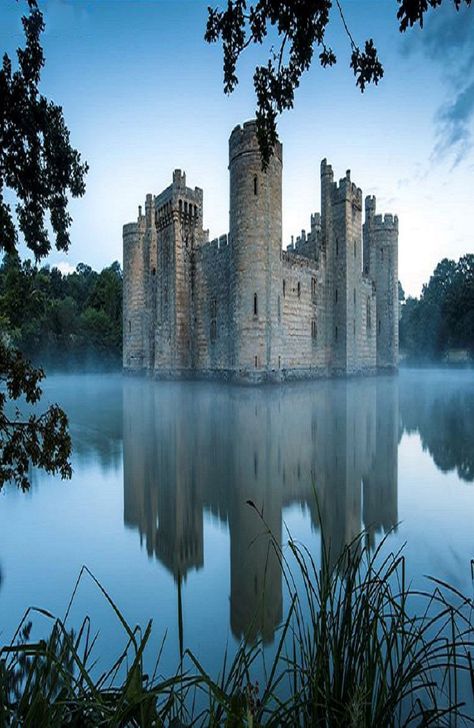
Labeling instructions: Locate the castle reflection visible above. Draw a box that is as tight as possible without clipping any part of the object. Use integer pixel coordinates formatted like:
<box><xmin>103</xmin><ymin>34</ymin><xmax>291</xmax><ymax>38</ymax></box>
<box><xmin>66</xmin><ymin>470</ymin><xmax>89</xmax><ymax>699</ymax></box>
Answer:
<box><xmin>123</xmin><ymin>376</ymin><xmax>399</xmax><ymax>644</ymax></box>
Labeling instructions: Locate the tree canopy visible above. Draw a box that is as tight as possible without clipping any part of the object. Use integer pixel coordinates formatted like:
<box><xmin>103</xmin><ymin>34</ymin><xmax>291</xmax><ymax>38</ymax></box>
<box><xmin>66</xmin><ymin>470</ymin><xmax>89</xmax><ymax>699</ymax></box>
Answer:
<box><xmin>400</xmin><ymin>255</ymin><xmax>474</xmax><ymax>361</ymax></box>
<box><xmin>0</xmin><ymin>257</ymin><xmax>123</xmax><ymax>371</ymax></box>
<box><xmin>205</xmin><ymin>0</ymin><xmax>472</xmax><ymax>166</ymax></box>
<box><xmin>0</xmin><ymin>0</ymin><xmax>87</xmax><ymax>490</ymax></box>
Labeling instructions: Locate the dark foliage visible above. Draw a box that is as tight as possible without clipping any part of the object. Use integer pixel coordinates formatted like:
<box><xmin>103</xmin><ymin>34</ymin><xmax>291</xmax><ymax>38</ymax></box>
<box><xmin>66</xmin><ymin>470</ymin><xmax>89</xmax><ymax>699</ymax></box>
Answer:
<box><xmin>0</xmin><ymin>0</ymin><xmax>87</xmax><ymax>490</ymax></box>
<box><xmin>0</xmin><ymin>255</ymin><xmax>123</xmax><ymax>371</ymax></box>
<box><xmin>400</xmin><ymin>254</ymin><xmax>474</xmax><ymax>361</ymax></box>
<box><xmin>0</xmin><ymin>339</ymin><xmax>71</xmax><ymax>491</ymax></box>
<box><xmin>206</xmin><ymin>0</ymin><xmax>472</xmax><ymax>167</ymax></box>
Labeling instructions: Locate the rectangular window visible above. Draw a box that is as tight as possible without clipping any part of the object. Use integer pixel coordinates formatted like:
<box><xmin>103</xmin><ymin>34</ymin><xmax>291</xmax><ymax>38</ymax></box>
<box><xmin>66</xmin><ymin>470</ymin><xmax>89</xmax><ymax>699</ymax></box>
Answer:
<box><xmin>210</xmin><ymin>319</ymin><xmax>217</xmax><ymax>341</ymax></box>
<box><xmin>253</xmin><ymin>293</ymin><xmax>258</xmax><ymax>316</ymax></box>
<box><xmin>311</xmin><ymin>277</ymin><xmax>317</xmax><ymax>301</ymax></box>
<box><xmin>311</xmin><ymin>320</ymin><xmax>317</xmax><ymax>341</ymax></box>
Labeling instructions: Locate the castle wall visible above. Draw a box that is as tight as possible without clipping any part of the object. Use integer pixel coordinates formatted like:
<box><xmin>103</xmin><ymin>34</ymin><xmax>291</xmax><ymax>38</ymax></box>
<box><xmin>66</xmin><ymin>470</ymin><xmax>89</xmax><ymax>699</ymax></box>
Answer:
<box><xmin>193</xmin><ymin>237</ymin><xmax>232</xmax><ymax>372</ymax></box>
<box><xmin>278</xmin><ymin>253</ymin><xmax>328</xmax><ymax>374</ymax></box>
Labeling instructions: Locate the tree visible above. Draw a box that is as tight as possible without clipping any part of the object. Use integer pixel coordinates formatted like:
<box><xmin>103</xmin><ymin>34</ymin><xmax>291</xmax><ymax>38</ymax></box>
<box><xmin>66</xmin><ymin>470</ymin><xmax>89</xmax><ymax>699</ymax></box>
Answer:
<box><xmin>0</xmin><ymin>0</ymin><xmax>88</xmax><ymax>490</ymax></box>
<box><xmin>205</xmin><ymin>0</ymin><xmax>472</xmax><ymax>167</ymax></box>
<box><xmin>399</xmin><ymin>255</ymin><xmax>474</xmax><ymax>360</ymax></box>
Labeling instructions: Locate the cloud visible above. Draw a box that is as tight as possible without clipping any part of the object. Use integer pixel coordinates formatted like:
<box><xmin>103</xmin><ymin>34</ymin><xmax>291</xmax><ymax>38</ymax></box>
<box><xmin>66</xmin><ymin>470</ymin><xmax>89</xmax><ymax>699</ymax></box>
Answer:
<box><xmin>54</xmin><ymin>261</ymin><xmax>76</xmax><ymax>276</ymax></box>
<box><xmin>434</xmin><ymin>80</ymin><xmax>474</xmax><ymax>165</ymax></box>
<box><xmin>402</xmin><ymin>3</ymin><xmax>474</xmax><ymax>164</ymax></box>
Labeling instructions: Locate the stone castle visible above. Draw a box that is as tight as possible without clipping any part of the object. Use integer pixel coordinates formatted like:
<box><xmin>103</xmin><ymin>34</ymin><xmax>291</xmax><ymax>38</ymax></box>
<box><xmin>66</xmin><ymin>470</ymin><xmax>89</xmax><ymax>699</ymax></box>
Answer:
<box><xmin>123</xmin><ymin>120</ymin><xmax>398</xmax><ymax>382</ymax></box>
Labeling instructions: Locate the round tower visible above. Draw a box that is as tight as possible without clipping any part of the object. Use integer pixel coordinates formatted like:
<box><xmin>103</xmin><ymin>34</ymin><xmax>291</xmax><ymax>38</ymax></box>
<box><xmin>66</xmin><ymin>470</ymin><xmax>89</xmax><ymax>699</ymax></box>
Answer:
<box><xmin>123</xmin><ymin>211</ymin><xmax>146</xmax><ymax>372</ymax></box>
<box><xmin>229</xmin><ymin>121</ymin><xmax>282</xmax><ymax>378</ymax></box>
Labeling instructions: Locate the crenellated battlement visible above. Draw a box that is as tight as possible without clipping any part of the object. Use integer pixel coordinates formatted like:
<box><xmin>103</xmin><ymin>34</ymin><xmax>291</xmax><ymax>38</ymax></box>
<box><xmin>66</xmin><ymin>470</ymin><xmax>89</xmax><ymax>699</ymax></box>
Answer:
<box><xmin>373</xmin><ymin>213</ymin><xmax>399</xmax><ymax>231</ymax></box>
<box><xmin>332</xmin><ymin>170</ymin><xmax>363</xmax><ymax>207</ymax></box>
<box><xmin>123</xmin><ymin>221</ymin><xmax>139</xmax><ymax>238</ymax></box>
<box><xmin>196</xmin><ymin>233</ymin><xmax>229</xmax><ymax>257</ymax></box>
<box><xmin>229</xmin><ymin>120</ymin><xmax>282</xmax><ymax>164</ymax></box>
<box><xmin>321</xmin><ymin>158</ymin><xmax>334</xmax><ymax>179</ymax></box>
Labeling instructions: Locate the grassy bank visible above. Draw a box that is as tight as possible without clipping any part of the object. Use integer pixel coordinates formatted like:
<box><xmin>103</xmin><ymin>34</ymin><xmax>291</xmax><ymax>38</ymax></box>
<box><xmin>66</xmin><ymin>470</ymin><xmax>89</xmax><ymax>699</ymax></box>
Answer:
<box><xmin>1</xmin><ymin>526</ymin><xmax>473</xmax><ymax>727</ymax></box>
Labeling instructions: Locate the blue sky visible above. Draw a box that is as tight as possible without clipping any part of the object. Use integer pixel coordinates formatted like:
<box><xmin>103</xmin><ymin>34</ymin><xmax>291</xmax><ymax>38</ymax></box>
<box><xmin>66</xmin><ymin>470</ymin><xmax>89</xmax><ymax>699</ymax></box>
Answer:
<box><xmin>1</xmin><ymin>0</ymin><xmax>473</xmax><ymax>296</ymax></box>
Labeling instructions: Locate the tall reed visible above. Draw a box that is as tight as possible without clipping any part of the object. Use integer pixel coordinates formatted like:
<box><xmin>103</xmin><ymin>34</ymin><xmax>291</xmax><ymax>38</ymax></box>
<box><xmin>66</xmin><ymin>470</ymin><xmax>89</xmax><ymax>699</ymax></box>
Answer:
<box><xmin>1</xmin><ymin>523</ymin><xmax>473</xmax><ymax>727</ymax></box>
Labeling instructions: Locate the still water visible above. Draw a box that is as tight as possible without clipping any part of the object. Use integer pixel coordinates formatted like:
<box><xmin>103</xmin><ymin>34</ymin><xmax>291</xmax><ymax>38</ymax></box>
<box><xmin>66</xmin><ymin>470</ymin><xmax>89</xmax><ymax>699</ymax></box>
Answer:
<box><xmin>0</xmin><ymin>369</ymin><xmax>473</xmax><ymax>679</ymax></box>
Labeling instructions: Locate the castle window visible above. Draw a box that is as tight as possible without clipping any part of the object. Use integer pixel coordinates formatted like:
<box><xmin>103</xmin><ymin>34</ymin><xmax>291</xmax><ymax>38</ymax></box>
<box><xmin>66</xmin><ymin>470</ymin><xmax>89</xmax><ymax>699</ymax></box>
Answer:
<box><xmin>283</xmin><ymin>279</ymin><xmax>286</xmax><ymax>297</ymax></box>
<box><xmin>128</xmin><ymin>320</ymin><xmax>131</xmax><ymax>333</ymax></box>
<box><xmin>336</xmin><ymin>238</ymin><xmax>339</xmax><ymax>257</ymax></box>
<box><xmin>254</xmin><ymin>355</ymin><xmax>258</xmax><ymax>368</ymax></box>
<box><xmin>194</xmin><ymin>205</ymin><xmax>197</xmax><ymax>217</ymax></box>
<box><xmin>367</xmin><ymin>297</ymin><xmax>372</xmax><ymax>330</ymax></box>
<box><xmin>335</xmin><ymin>288</ymin><xmax>338</xmax><ymax>304</ymax></box>
<box><xmin>152</xmin><ymin>267</ymin><xmax>156</xmax><ymax>276</ymax></box>
<box><xmin>278</xmin><ymin>295</ymin><xmax>281</xmax><ymax>322</ymax></box>
<box><xmin>179</xmin><ymin>199</ymin><xmax>182</xmax><ymax>213</ymax></box>
<box><xmin>278</xmin><ymin>355</ymin><xmax>281</xmax><ymax>369</ymax></box>
<box><xmin>311</xmin><ymin>319</ymin><xmax>317</xmax><ymax>341</ymax></box>
<box><xmin>297</xmin><ymin>282</ymin><xmax>301</xmax><ymax>298</ymax></box>
<box><xmin>210</xmin><ymin>319</ymin><xmax>217</xmax><ymax>341</ymax></box>
<box><xmin>378</xmin><ymin>319</ymin><xmax>381</xmax><ymax>334</ymax></box>
<box><xmin>184</xmin><ymin>201</ymin><xmax>188</xmax><ymax>215</ymax></box>
<box><xmin>381</xmin><ymin>247</ymin><xmax>384</xmax><ymax>261</ymax></box>
<box><xmin>253</xmin><ymin>175</ymin><xmax>258</xmax><ymax>195</ymax></box>
<box><xmin>354</xmin><ymin>240</ymin><xmax>357</xmax><ymax>258</ymax></box>
<box><xmin>335</xmin><ymin>326</ymin><xmax>338</xmax><ymax>342</ymax></box>
<box><xmin>353</xmin><ymin>319</ymin><xmax>356</xmax><ymax>336</ymax></box>
<box><xmin>211</xmin><ymin>298</ymin><xmax>217</xmax><ymax>319</ymax></box>
<box><xmin>353</xmin><ymin>288</ymin><xmax>356</xmax><ymax>305</ymax></box>
<box><xmin>253</xmin><ymin>293</ymin><xmax>258</xmax><ymax>316</ymax></box>
<box><xmin>311</xmin><ymin>277</ymin><xmax>317</xmax><ymax>301</ymax></box>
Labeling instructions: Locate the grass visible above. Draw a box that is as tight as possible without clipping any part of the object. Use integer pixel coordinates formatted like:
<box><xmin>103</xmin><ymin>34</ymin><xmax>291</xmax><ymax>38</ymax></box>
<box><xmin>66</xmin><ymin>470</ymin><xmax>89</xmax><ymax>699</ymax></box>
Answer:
<box><xmin>1</xmin><ymin>517</ymin><xmax>473</xmax><ymax>727</ymax></box>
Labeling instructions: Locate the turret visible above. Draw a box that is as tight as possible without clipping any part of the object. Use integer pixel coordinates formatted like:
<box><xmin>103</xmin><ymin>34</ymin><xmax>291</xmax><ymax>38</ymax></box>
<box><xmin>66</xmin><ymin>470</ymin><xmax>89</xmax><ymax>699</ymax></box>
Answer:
<box><xmin>123</xmin><ymin>207</ymin><xmax>147</xmax><ymax>372</ymax></box>
<box><xmin>363</xmin><ymin>197</ymin><xmax>399</xmax><ymax>370</ymax></box>
<box><xmin>229</xmin><ymin>121</ymin><xmax>282</xmax><ymax>375</ymax></box>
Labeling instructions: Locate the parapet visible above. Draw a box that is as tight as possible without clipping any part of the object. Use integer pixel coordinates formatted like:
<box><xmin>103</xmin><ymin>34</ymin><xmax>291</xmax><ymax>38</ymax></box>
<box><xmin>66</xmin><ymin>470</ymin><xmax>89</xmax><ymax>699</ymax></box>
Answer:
<box><xmin>365</xmin><ymin>195</ymin><xmax>376</xmax><ymax>218</ymax></box>
<box><xmin>229</xmin><ymin>119</ymin><xmax>282</xmax><ymax>165</ymax></box>
<box><xmin>173</xmin><ymin>169</ymin><xmax>186</xmax><ymax>188</ymax></box>
<box><xmin>196</xmin><ymin>232</ymin><xmax>230</xmax><ymax>257</ymax></box>
<box><xmin>123</xmin><ymin>221</ymin><xmax>138</xmax><ymax>237</ymax></box>
<box><xmin>321</xmin><ymin>158</ymin><xmax>334</xmax><ymax>180</ymax></box>
<box><xmin>332</xmin><ymin>171</ymin><xmax>363</xmax><ymax>207</ymax></box>
<box><xmin>373</xmin><ymin>213</ymin><xmax>399</xmax><ymax>231</ymax></box>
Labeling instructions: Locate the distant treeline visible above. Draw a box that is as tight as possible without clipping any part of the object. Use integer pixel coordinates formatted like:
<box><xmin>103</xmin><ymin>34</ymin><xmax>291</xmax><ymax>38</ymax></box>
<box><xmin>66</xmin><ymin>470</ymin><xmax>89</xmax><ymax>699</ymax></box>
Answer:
<box><xmin>400</xmin><ymin>255</ymin><xmax>474</xmax><ymax>363</ymax></box>
<box><xmin>0</xmin><ymin>255</ymin><xmax>122</xmax><ymax>370</ymax></box>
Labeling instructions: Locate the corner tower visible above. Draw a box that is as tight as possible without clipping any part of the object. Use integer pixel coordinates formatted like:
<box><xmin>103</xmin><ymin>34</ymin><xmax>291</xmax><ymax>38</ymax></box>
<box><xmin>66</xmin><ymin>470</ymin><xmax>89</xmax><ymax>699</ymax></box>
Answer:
<box><xmin>229</xmin><ymin>121</ymin><xmax>282</xmax><ymax>378</ymax></box>
<box><xmin>363</xmin><ymin>198</ymin><xmax>399</xmax><ymax>370</ymax></box>
<box><xmin>123</xmin><ymin>210</ymin><xmax>147</xmax><ymax>372</ymax></box>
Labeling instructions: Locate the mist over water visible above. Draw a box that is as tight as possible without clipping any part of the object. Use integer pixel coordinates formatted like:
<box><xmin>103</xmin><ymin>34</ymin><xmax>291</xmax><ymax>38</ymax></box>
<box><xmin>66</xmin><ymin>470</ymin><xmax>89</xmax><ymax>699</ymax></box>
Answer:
<box><xmin>0</xmin><ymin>369</ymin><xmax>473</xmax><ymax>678</ymax></box>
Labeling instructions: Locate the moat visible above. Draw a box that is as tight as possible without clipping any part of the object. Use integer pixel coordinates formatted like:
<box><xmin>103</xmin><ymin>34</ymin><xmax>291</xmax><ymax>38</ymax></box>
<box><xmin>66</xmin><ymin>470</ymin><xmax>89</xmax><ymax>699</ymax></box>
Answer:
<box><xmin>0</xmin><ymin>369</ymin><xmax>473</xmax><ymax>679</ymax></box>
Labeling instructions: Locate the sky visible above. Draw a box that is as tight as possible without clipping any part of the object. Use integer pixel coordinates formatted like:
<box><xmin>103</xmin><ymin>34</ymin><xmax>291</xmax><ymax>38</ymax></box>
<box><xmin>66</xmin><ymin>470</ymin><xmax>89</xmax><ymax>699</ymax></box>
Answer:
<box><xmin>1</xmin><ymin>0</ymin><xmax>473</xmax><ymax>297</ymax></box>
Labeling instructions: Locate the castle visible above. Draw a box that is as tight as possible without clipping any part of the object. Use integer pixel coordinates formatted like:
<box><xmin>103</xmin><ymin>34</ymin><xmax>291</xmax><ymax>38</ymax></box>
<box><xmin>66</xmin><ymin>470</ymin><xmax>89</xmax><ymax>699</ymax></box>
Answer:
<box><xmin>123</xmin><ymin>120</ymin><xmax>398</xmax><ymax>382</ymax></box>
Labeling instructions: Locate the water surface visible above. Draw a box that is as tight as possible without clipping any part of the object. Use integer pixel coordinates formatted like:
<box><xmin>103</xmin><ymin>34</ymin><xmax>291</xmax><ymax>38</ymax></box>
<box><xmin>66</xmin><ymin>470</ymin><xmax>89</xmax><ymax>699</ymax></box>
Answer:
<box><xmin>0</xmin><ymin>369</ymin><xmax>473</xmax><ymax>678</ymax></box>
